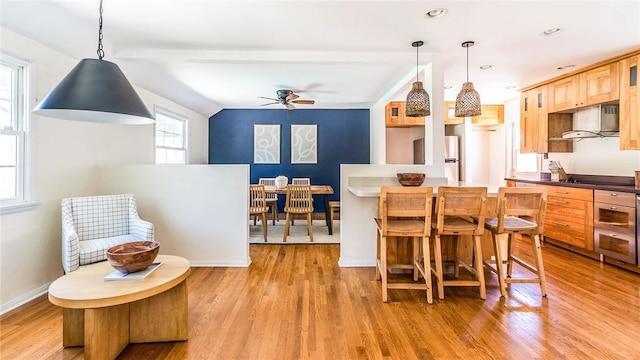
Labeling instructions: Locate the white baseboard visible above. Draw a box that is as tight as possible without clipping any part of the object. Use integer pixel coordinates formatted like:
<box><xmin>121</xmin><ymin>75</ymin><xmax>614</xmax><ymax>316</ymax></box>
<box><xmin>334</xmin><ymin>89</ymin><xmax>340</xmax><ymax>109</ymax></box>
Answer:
<box><xmin>189</xmin><ymin>259</ymin><xmax>251</xmax><ymax>267</ymax></box>
<box><xmin>1</xmin><ymin>283</ymin><xmax>50</xmax><ymax>316</ymax></box>
<box><xmin>338</xmin><ymin>258</ymin><xmax>376</xmax><ymax>267</ymax></box>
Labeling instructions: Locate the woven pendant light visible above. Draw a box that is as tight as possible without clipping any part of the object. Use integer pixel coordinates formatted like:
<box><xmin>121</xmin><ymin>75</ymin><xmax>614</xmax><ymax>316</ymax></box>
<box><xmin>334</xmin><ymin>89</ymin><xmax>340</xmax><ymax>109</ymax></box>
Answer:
<box><xmin>454</xmin><ymin>41</ymin><xmax>481</xmax><ymax>117</ymax></box>
<box><xmin>405</xmin><ymin>41</ymin><xmax>431</xmax><ymax>117</ymax></box>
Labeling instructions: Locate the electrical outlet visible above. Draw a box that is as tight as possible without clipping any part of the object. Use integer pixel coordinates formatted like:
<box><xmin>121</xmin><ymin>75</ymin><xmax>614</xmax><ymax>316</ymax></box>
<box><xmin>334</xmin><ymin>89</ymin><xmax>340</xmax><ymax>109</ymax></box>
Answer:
<box><xmin>543</xmin><ymin>153</ymin><xmax>548</xmax><ymax>159</ymax></box>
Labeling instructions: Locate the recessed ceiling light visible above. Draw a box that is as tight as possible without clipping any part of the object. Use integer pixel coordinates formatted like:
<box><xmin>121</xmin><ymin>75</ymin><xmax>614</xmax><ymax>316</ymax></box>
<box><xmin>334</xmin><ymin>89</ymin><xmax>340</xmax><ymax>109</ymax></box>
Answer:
<box><xmin>542</xmin><ymin>28</ymin><xmax>562</xmax><ymax>36</ymax></box>
<box><xmin>426</xmin><ymin>8</ymin><xmax>447</xmax><ymax>18</ymax></box>
<box><xmin>505</xmin><ymin>85</ymin><xmax>517</xmax><ymax>90</ymax></box>
<box><xmin>480</xmin><ymin>65</ymin><xmax>493</xmax><ymax>70</ymax></box>
<box><xmin>557</xmin><ymin>64</ymin><xmax>575</xmax><ymax>70</ymax></box>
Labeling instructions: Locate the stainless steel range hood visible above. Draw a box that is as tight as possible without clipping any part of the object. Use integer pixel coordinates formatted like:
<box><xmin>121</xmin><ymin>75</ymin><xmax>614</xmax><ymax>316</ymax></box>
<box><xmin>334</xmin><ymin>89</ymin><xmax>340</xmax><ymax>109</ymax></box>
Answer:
<box><xmin>561</xmin><ymin>104</ymin><xmax>619</xmax><ymax>139</ymax></box>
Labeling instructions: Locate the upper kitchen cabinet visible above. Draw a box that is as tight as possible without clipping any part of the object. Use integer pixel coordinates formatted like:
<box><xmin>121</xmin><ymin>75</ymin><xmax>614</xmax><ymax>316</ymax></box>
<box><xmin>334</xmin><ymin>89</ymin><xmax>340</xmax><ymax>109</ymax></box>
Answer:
<box><xmin>520</xmin><ymin>88</ymin><xmax>539</xmax><ymax>153</ymax></box>
<box><xmin>520</xmin><ymin>85</ymin><xmax>572</xmax><ymax>153</ymax></box>
<box><xmin>444</xmin><ymin>102</ymin><xmax>504</xmax><ymax>126</ymax></box>
<box><xmin>548</xmin><ymin>63</ymin><xmax>619</xmax><ymax>112</ymax></box>
<box><xmin>385</xmin><ymin>102</ymin><xmax>425</xmax><ymax>127</ymax></box>
<box><xmin>444</xmin><ymin>102</ymin><xmax>463</xmax><ymax>125</ymax></box>
<box><xmin>619</xmin><ymin>54</ymin><xmax>640</xmax><ymax>150</ymax></box>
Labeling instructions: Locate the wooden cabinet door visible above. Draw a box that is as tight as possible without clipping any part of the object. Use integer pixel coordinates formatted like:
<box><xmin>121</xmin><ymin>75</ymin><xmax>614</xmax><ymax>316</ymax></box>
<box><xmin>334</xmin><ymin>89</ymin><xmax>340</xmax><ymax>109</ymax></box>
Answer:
<box><xmin>619</xmin><ymin>55</ymin><xmax>640</xmax><ymax>150</ymax></box>
<box><xmin>534</xmin><ymin>86</ymin><xmax>548</xmax><ymax>153</ymax></box>
<box><xmin>444</xmin><ymin>102</ymin><xmax>463</xmax><ymax>125</ymax></box>
<box><xmin>385</xmin><ymin>102</ymin><xmax>403</xmax><ymax>126</ymax></box>
<box><xmin>404</xmin><ymin>113</ymin><xmax>425</xmax><ymax>126</ymax></box>
<box><xmin>472</xmin><ymin>104</ymin><xmax>504</xmax><ymax>125</ymax></box>
<box><xmin>579</xmin><ymin>63</ymin><xmax>619</xmax><ymax>106</ymax></box>
<box><xmin>548</xmin><ymin>75</ymin><xmax>579</xmax><ymax>112</ymax></box>
<box><xmin>520</xmin><ymin>89</ymin><xmax>538</xmax><ymax>153</ymax></box>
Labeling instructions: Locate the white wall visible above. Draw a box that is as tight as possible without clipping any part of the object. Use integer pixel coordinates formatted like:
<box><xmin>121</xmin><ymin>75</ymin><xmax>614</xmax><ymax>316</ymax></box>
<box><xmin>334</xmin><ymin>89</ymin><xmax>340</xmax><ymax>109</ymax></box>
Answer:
<box><xmin>0</xmin><ymin>27</ymin><xmax>210</xmax><ymax>313</ymax></box>
<box><xmin>97</xmin><ymin>165</ymin><xmax>250</xmax><ymax>267</ymax></box>
<box><xmin>547</xmin><ymin>137</ymin><xmax>640</xmax><ymax>176</ymax></box>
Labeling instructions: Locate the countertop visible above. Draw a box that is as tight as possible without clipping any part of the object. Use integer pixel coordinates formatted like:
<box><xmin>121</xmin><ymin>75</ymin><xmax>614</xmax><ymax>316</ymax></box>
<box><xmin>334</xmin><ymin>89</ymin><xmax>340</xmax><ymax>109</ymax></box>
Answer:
<box><xmin>348</xmin><ymin>177</ymin><xmax>501</xmax><ymax>197</ymax></box>
<box><xmin>506</xmin><ymin>176</ymin><xmax>640</xmax><ymax>195</ymax></box>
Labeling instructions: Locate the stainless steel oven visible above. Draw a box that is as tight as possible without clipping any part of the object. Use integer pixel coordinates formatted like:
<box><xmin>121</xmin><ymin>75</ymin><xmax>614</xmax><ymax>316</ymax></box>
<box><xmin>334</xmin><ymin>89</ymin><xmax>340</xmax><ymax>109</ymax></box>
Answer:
<box><xmin>594</xmin><ymin>190</ymin><xmax>636</xmax><ymax>264</ymax></box>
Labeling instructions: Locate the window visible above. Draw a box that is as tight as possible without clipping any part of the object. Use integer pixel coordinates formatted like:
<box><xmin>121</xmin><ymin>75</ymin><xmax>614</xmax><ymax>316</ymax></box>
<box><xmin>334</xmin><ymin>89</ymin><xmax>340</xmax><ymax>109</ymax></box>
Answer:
<box><xmin>0</xmin><ymin>53</ymin><xmax>34</xmax><ymax>214</ymax></box>
<box><xmin>512</xmin><ymin>123</ymin><xmax>539</xmax><ymax>174</ymax></box>
<box><xmin>155</xmin><ymin>106</ymin><xmax>187</xmax><ymax>164</ymax></box>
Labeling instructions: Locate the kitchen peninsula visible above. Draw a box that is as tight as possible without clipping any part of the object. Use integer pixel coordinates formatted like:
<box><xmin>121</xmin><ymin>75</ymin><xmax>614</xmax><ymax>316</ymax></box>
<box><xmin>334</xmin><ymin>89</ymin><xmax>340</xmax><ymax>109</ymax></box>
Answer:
<box><xmin>338</xmin><ymin>163</ymin><xmax>501</xmax><ymax>267</ymax></box>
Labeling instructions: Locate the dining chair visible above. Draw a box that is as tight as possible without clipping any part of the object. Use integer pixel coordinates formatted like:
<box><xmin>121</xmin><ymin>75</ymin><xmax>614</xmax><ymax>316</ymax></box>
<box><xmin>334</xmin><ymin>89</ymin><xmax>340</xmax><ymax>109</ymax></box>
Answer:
<box><xmin>430</xmin><ymin>186</ymin><xmax>487</xmax><ymax>300</ymax></box>
<box><xmin>374</xmin><ymin>186</ymin><xmax>434</xmax><ymax>303</ymax></box>
<box><xmin>483</xmin><ymin>187</ymin><xmax>548</xmax><ymax>297</ymax></box>
<box><xmin>289</xmin><ymin>178</ymin><xmax>311</xmax><ymax>225</ymax></box>
<box><xmin>258</xmin><ymin>178</ymin><xmax>279</xmax><ymax>225</ymax></box>
<box><xmin>283</xmin><ymin>184</ymin><xmax>314</xmax><ymax>242</ymax></box>
<box><xmin>291</xmin><ymin>178</ymin><xmax>311</xmax><ymax>185</ymax></box>
<box><xmin>249</xmin><ymin>184</ymin><xmax>269</xmax><ymax>242</ymax></box>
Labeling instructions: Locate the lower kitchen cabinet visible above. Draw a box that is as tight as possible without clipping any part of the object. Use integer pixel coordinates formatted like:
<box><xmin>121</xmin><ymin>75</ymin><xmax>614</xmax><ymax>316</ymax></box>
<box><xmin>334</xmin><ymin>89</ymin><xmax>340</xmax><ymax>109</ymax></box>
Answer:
<box><xmin>538</xmin><ymin>184</ymin><xmax>594</xmax><ymax>250</ymax></box>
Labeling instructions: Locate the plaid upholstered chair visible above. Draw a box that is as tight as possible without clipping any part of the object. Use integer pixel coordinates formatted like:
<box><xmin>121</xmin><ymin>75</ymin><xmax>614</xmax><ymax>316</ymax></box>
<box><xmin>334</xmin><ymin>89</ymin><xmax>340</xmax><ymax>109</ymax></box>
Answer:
<box><xmin>61</xmin><ymin>194</ymin><xmax>154</xmax><ymax>273</ymax></box>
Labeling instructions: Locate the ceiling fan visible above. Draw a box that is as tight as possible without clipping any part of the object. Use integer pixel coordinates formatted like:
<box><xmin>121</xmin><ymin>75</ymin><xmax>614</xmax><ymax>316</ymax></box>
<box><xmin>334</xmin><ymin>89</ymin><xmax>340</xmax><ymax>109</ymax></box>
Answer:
<box><xmin>259</xmin><ymin>90</ymin><xmax>315</xmax><ymax>110</ymax></box>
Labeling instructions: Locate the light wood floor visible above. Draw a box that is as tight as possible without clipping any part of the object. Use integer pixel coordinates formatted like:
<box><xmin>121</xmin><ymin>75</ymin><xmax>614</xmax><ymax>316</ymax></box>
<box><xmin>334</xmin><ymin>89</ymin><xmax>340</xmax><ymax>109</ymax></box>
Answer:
<box><xmin>2</xmin><ymin>240</ymin><xmax>640</xmax><ymax>359</ymax></box>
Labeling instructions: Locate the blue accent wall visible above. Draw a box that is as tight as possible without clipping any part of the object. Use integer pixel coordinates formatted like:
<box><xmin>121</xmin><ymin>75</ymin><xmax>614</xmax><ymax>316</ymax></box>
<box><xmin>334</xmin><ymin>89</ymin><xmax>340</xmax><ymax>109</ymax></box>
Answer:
<box><xmin>209</xmin><ymin>109</ymin><xmax>370</xmax><ymax>212</ymax></box>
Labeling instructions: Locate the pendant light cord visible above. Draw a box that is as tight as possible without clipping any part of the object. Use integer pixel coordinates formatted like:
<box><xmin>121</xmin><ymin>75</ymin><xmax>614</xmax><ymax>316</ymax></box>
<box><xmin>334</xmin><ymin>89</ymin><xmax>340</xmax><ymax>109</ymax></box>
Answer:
<box><xmin>415</xmin><ymin>44</ymin><xmax>419</xmax><ymax>81</ymax></box>
<box><xmin>97</xmin><ymin>0</ymin><xmax>104</xmax><ymax>60</ymax></box>
<box><xmin>466</xmin><ymin>45</ymin><xmax>469</xmax><ymax>82</ymax></box>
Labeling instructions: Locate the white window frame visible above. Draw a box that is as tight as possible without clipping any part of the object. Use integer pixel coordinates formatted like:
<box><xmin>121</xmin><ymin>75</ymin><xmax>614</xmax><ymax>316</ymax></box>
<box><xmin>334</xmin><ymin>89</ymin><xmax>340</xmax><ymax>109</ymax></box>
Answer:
<box><xmin>510</xmin><ymin>122</ymin><xmax>540</xmax><ymax>177</ymax></box>
<box><xmin>0</xmin><ymin>53</ymin><xmax>36</xmax><ymax>215</ymax></box>
<box><xmin>154</xmin><ymin>106</ymin><xmax>188</xmax><ymax>164</ymax></box>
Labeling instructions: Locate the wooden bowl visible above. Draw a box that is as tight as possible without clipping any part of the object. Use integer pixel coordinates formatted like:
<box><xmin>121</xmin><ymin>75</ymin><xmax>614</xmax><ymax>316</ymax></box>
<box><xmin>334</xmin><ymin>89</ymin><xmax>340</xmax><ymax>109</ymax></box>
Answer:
<box><xmin>107</xmin><ymin>241</ymin><xmax>160</xmax><ymax>274</ymax></box>
<box><xmin>397</xmin><ymin>173</ymin><xmax>426</xmax><ymax>186</ymax></box>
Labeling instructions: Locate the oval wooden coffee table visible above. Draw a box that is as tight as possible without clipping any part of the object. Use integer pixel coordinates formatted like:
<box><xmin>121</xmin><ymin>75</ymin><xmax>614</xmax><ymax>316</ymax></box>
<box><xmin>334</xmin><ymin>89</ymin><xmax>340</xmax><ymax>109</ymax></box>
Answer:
<box><xmin>48</xmin><ymin>255</ymin><xmax>191</xmax><ymax>360</ymax></box>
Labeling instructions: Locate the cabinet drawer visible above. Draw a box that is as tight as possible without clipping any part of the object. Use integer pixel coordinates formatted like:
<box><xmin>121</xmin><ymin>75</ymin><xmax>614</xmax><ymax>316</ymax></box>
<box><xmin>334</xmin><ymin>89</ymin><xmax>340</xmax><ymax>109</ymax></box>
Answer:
<box><xmin>544</xmin><ymin>213</ymin><xmax>591</xmax><ymax>231</ymax></box>
<box><xmin>545</xmin><ymin>208</ymin><xmax>593</xmax><ymax>226</ymax></box>
<box><xmin>544</xmin><ymin>227</ymin><xmax>592</xmax><ymax>250</ymax></box>
<box><xmin>543</xmin><ymin>185</ymin><xmax>593</xmax><ymax>201</ymax></box>
<box><xmin>547</xmin><ymin>196</ymin><xmax>588</xmax><ymax>213</ymax></box>
<box><xmin>594</xmin><ymin>190</ymin><xmax>636</xmax><ymax>207</ymax></box>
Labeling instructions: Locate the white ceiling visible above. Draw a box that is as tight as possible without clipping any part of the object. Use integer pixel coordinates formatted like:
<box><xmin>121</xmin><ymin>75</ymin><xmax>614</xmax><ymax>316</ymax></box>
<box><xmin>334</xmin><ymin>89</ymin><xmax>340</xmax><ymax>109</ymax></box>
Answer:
<box><xmin>2</xmin><ymin>0</ymin><xmax>639</xmax><ymax>117</ymax></box>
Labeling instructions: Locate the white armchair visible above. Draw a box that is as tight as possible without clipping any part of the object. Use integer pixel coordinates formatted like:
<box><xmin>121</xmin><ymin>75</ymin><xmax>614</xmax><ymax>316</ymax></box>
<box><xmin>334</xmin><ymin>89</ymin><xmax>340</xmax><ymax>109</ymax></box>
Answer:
<box><xmin>61</xmin><ymin>194</ymin><xmax>154</xmax><ymax>273</ymax></box>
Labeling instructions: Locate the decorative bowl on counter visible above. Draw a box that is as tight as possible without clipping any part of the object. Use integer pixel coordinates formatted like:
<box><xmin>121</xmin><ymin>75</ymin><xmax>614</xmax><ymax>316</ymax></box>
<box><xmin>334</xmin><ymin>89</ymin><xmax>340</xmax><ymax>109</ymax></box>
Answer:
<box><xmin>107</xmin><ymin>241</ymin><xmax>160</xmax><ymax>274</ymax></box>
<box><xmin>397</xmin><ymin>173</ymin><xmax>426</xmax><ymax>186</ymax></box>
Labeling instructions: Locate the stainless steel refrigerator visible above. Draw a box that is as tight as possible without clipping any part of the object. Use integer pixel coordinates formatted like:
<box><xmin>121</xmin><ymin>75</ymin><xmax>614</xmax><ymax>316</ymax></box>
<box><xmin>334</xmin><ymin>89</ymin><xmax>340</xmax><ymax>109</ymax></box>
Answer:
<box><xmin>444</xmin><ymin>136</ymin><xmax>459</xmax><ymax>182</ymax></box>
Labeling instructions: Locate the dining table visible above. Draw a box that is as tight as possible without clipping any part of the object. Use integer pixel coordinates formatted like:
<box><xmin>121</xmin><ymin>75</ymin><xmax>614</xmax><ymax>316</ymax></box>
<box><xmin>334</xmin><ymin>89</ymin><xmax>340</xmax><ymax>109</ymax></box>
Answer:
<box><xmin>261</xmin><ymin>185</ymin><xmax>336</xmax><ymax>235</ymax></box>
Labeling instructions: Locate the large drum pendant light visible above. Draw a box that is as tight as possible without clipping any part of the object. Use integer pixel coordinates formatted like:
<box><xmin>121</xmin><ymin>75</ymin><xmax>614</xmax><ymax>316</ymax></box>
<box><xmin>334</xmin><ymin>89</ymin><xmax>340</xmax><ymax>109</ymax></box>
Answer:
<box><xmin>32</xmin><ymin>0</ymin><xmax>154</xmax><ymax>125</ymax></box>
<box><xmin>405</xmin><ymin>41</ymin><xmax>431</xmax><ymax>117</ymax></box>
<box><xmin>454</xmin><ymin>41</ymin><xmax>481</xmax><ymax>117</ymax></box>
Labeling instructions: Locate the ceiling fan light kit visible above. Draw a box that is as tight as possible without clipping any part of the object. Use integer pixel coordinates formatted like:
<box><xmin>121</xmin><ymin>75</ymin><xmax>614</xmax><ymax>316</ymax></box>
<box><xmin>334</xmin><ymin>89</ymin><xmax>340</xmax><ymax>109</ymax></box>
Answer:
<box><xmin>32</xmin><ymin>0</ymin><xmax>154</xmax><ymax>125</ymax></box>
<box><xmin>259</xmin><ymin>89</ymin><xmax>315</xmax><ymax>110</ymax></box>
<box><xmin>405</xmin><ymin>41</ymin><xmax>431</xmax><ymax>117</ymax></box>
<box><xmin>454</xmin><ymin>41</ymin><xmax>482</xmax><ymax>118</ymax></box>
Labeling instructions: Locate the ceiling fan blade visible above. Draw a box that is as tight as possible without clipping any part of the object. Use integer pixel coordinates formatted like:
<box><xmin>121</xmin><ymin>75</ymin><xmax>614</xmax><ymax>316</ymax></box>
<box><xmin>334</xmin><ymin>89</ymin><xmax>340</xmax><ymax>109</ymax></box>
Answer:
<box><xmin>292</xmin><ymin>100</ymin><xmax>315</xmax><ymax>104</ymax></box>
<box><xmin>258</xmin><ymin>96</ymin><xmax>278</xmax><ymax>101</ymax></box>
<box><xmin>286</xmin><ymin>103</ymin><xmax>295</xmax><ymax>110</ymax></box>
<box><xmin>260</xmin><ymin>101</ymin><xmax>280</xmax><ymax>106</ymax></box>
<box><xmin>287</xmin><ymin>93</ymin><xmax>300</xmax><ymax>101</ymax></box>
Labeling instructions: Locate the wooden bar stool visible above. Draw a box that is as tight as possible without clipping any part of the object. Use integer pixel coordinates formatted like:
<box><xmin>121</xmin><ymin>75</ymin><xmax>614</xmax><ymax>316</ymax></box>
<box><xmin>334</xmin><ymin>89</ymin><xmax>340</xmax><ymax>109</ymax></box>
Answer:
<box><xmin>483</xmin><ymin>187</ymin><xmax>548</xmax><ymax>297</ymax></box>
<box><xmin>374</xmin><ymin>186</ymin><xmax>434</xmax><ymax>303</ymax></box>
<box><xmin>430</xmin><ymin>186</ymin><xmax>487</xmax><ymax>300</ymax></box>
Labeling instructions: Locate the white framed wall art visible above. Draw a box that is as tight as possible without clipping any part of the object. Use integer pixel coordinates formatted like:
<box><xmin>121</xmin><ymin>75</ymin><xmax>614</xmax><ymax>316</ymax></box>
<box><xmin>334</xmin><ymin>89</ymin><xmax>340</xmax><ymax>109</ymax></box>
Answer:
<box><xmin>254</xmin><ymin>124</ymin><xmax>280</xmax><ymax>164</ymax></box>
<box><xmin>291</xmin><ymin>124</ymin><xmax>317</xmax><ymax>164</ymax></box>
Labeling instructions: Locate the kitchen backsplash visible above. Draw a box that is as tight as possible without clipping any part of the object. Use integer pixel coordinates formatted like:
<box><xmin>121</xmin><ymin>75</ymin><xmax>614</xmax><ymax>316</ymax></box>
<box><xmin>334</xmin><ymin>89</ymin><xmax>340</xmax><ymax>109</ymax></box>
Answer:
<box><xmin>547</xmin><ymin>136</ymin><xmax>640</xmax><ymax>176</ymax></box>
